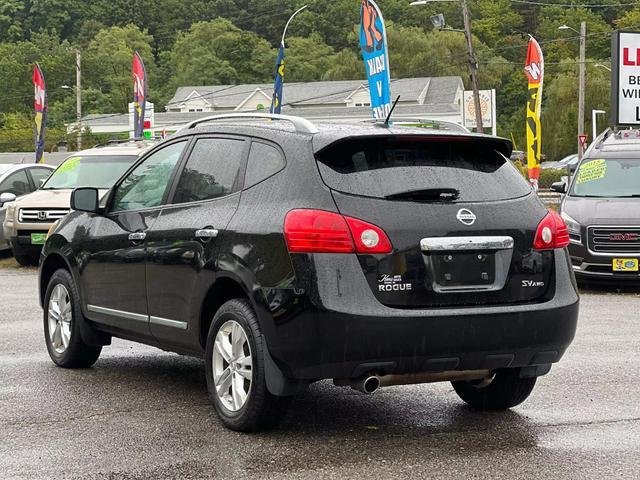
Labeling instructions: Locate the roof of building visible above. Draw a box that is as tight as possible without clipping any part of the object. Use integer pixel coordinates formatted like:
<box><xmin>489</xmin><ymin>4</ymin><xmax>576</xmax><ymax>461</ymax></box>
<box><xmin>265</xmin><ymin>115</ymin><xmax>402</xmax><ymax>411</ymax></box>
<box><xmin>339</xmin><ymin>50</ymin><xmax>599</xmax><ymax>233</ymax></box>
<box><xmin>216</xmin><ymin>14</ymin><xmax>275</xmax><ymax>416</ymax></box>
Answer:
<box><xmin>165</xmin><ymin>77</ymin><xmax>463</xmax><ymax>110</ymax></box>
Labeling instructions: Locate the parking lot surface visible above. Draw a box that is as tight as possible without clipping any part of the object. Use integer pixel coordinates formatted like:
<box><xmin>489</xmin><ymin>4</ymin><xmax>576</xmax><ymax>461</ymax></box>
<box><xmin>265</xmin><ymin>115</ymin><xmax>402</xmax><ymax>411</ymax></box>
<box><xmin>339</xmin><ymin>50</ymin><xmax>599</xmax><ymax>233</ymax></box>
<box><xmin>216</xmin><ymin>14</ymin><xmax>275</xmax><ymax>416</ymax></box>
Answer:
<box><xmin>1</xmin><ymin>269</ymin><xmax>639</xmax><ymax>479</ymax></box>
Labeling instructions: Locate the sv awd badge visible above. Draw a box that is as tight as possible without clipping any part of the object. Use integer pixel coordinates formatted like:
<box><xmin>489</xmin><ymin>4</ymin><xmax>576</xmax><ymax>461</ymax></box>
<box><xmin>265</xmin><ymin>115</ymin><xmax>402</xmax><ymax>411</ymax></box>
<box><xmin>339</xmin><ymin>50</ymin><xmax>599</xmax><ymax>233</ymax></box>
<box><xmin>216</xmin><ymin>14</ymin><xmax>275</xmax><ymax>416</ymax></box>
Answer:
<box><xmin>378</xmin><ymin>274</ymin><xmax>413</xmax><ymax>292</ymax></box>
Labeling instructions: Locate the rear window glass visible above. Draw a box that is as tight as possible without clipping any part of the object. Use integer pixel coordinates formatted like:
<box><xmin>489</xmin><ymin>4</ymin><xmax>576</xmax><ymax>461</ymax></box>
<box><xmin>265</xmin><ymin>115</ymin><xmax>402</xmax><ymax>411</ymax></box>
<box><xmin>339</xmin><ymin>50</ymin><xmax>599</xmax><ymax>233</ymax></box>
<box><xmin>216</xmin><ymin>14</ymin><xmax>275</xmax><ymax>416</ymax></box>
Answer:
<box><xmin>315</xmin><ymin>137</ymin><xmax>531</xmax><ymax>202</ymax></box>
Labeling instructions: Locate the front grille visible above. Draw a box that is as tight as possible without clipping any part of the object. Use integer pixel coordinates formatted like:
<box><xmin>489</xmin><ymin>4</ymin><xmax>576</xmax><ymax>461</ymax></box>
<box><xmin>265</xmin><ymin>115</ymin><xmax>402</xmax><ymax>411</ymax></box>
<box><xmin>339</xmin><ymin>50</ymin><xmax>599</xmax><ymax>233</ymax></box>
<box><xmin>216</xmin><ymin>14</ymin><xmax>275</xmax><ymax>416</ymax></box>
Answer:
<box><xmin>587</xmin><ymin>226</ymin><xmax>640</xmax><ymax>254</ymax></box>
<box><xmin>19</xmin><ymin>208</ymin><xmax>69</xmax><ymax>223</ymax></box>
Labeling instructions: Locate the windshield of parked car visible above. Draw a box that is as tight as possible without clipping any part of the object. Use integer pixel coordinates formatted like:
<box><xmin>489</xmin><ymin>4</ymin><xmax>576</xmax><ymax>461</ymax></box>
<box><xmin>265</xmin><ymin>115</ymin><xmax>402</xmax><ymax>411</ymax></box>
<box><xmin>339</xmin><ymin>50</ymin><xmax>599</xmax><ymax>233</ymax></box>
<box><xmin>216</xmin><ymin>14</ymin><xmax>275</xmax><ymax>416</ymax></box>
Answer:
<box><xmin>42</xmin><ymin>155</ymin><xmax>138</xmax><ymax>190</ymax></box>
<box><xmin>570</xmin><ymin>158</ymin><xmax>640</xmax><ymax>197</ymax></box>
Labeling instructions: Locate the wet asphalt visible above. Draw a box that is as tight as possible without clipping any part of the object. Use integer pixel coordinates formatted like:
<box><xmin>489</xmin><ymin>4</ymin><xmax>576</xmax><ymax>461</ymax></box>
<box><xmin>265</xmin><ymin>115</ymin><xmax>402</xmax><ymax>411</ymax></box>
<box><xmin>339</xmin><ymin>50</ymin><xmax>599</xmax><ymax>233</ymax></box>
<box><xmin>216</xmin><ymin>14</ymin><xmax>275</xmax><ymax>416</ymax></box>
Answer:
<box><xmin>0</xmin><ymin>269</ymin><xmax>639</xmax><ymax>480</ymax></box>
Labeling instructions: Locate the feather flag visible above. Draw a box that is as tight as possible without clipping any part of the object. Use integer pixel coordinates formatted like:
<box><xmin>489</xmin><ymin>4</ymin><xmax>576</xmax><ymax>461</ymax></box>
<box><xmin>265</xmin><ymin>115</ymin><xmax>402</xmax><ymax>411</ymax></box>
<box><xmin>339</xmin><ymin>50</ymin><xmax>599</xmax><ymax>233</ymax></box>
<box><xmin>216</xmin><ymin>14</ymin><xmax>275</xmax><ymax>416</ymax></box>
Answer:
<box><xmin>132</xmin><ymin>52</ymin><xmax>147</xmax><ymax>138</ymax></box>
<box><xmin>524</xmin><ymin>36</ymin><xmax>544</xmax><ymax>189</ymax></box>
<box><xmin>270</xmin><ymin>44</ymin><xmax>285</xmax><ymax>114</ymax></box>
<box><xmin>359</xmin><ymin>0</ymin><xmax>391</xmax><ymax>120</ymax></box>
<box><xmin>270</xmin><ymin>5</ymin><xmax>307</xmax><ymax>115</ymax></box>
<box><xmin>33</xmin><ymin>64</ymin><xmax>47</xmax><ymax>164</ymax></box>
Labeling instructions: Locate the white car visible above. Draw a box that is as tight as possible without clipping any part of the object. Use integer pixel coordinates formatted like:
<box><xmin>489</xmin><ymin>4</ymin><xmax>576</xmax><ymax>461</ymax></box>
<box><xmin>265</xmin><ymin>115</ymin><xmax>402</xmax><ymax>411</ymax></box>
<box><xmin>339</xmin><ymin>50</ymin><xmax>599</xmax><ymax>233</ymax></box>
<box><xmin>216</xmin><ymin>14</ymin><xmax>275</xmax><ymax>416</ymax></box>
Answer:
<box><xmin>0</xmin><ymin>163</ymin><xmax>55</xmax><ymax>251</ymax></box>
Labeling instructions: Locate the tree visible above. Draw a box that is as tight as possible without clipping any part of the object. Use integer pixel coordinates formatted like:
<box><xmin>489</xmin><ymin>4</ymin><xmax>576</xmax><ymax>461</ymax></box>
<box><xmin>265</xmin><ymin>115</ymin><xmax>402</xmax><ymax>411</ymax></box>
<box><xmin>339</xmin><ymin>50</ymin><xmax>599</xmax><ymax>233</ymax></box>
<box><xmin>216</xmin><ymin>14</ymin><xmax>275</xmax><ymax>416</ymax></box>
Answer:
<box><xmin>166</xmin><ymin>19</ymin><xmax>275</xmax><ymax>88</ymax></box>
<box><xmin>84</xmin><ymin>25</ymin><xmax>155</xmax><ymax>113</ymax></box>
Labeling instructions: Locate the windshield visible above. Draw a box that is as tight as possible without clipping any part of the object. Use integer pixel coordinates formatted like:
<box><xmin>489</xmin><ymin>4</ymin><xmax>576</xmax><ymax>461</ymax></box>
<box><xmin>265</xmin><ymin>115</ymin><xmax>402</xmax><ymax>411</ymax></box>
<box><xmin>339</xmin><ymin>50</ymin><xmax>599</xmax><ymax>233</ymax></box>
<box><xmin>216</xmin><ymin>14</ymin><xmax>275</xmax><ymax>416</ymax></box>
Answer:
<box><xmin>316</xmin><ymin>137</ymin><xmax>530</xmax><ymax>202</ymax></box>
<box><xmin>43</xmin><ymin>155</ymin><xmax>138</xmax><ymax>190</ymax></box>
<box><xmin>570</xmin><ymin>158</ymin><xmax>640</xmax><ymax>198</ymax></box>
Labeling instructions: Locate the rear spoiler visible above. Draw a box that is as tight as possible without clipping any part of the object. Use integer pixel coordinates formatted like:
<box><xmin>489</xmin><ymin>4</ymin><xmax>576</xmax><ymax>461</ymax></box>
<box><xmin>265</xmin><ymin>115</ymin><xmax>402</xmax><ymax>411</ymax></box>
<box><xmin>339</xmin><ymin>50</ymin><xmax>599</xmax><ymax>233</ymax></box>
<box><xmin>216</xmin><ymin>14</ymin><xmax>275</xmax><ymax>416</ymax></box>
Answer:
<box><xmin>314</xmin><ymin>134</ymin><xmax>513</xmax><ymax>159</ymax></box>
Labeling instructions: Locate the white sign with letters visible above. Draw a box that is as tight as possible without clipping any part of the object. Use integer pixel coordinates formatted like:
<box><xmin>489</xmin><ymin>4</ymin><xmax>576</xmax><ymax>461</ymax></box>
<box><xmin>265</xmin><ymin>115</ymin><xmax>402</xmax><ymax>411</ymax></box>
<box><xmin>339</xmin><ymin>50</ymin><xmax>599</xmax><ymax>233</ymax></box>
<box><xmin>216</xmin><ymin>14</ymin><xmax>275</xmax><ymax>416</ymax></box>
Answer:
<box><xmin>614</xmin><ymin>31</ymin><xmax>640</xmax><ymax>125</ymax></box>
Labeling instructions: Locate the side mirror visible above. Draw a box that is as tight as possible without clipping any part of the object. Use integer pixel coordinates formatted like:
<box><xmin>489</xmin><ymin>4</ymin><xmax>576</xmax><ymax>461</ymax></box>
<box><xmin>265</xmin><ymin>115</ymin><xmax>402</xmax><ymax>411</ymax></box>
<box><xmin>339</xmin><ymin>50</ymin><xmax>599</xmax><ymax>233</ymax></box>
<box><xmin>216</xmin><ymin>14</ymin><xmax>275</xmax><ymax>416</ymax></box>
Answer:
<box><xmin>71</xmin><ymin>187</ymin><xmax>100</xmax><ymax>213</ymax></box>
<box><xmin>550</xmin><ymin>181</ymin><xmax>567</xmax><ymax>194</ymax></box>
<box><xmin>0</xmin><ymin>192</ymin><xmax>16</xmax><ymax>208</ymax></box>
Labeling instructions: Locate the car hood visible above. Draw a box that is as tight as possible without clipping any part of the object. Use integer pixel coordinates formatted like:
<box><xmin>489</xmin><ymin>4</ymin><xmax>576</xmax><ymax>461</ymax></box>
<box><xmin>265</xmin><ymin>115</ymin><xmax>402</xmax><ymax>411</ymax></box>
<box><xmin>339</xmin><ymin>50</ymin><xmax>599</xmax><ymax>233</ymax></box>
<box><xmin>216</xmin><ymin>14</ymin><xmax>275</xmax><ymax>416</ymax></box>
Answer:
<box><xmin>562</xmin><ymin>195</ymin><xmax>640</xmax><ymax>225</ymax></box>
<box><xmin>10</xmin><ymin>189</ymin><xmax>109</xmax><ymax>209</ymax></box>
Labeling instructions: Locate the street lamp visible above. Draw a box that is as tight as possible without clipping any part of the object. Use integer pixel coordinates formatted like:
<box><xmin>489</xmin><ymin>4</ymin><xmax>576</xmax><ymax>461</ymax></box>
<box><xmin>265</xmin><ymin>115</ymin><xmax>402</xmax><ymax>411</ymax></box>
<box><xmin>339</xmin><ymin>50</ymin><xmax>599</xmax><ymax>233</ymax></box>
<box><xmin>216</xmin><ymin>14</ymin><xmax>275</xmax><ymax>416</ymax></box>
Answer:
<box><xmin>410</xmin><ymin>0</ymin><xmax>484</xmax><ymax>133</ymax></box>
<box><xmin>559</xmin><ymin>22</ymin><xmax>586</xmax><ymax>159</ymax></box>
<box><xmin>594</xmin><ymin>63</ymin><xmax>612</xmax><ymax>72</ymax></box>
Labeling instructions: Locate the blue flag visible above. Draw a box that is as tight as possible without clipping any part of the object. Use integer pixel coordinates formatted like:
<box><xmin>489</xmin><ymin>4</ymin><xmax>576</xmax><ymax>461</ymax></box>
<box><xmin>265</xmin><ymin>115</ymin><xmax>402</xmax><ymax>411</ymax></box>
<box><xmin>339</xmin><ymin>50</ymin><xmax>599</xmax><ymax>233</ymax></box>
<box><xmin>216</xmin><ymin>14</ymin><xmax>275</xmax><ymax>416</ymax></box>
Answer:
<box><xmin>270</xmin><ymin>44</ymin><xmax>285</xmax><ymax>114</ymax></box>
<box><xmin>359</xmin><ymin>0</ymin><xmax>391</xmax><ymax>120</ymax></box>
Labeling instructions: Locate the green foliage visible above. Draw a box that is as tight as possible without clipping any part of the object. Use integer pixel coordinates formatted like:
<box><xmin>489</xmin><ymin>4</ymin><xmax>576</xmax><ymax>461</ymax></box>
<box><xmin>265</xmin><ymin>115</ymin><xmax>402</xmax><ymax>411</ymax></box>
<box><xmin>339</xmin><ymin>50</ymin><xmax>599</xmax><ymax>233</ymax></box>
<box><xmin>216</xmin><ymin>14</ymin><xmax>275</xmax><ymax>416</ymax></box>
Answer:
<box><xmin>0</xmin><ymin>0</ymin><xmax>632</xmax><ymax>159</ymax></box>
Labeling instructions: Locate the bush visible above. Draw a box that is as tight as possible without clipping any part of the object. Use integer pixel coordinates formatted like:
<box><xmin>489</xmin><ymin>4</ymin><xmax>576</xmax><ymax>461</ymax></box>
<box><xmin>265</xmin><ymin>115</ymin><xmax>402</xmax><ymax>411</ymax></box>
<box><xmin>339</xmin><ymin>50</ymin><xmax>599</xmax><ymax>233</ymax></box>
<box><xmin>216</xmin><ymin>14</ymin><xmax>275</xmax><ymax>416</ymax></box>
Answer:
<box><xmin>511</xmin><ymin>160</ymin><xmax>566</xmax><ymax>189</ymax></box>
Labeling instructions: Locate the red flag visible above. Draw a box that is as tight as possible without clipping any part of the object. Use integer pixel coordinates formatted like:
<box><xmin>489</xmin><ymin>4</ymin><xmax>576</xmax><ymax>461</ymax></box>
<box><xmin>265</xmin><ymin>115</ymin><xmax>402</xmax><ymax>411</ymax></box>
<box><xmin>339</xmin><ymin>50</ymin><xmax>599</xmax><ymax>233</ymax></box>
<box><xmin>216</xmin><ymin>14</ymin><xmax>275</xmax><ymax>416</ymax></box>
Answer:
<box><xmin>132</xmin><ymin>52</ymin><xmax>147</xmax><ymax>138</ymax></box>
<box><xmin>524</xmin><ymin>37</ymin><xmax>544</xmax><ymax>189</ymax></box>
<box><xmin>33</xmin><ymin>64</ymin><xmax>47</xmax><ymax>163</ymax></box>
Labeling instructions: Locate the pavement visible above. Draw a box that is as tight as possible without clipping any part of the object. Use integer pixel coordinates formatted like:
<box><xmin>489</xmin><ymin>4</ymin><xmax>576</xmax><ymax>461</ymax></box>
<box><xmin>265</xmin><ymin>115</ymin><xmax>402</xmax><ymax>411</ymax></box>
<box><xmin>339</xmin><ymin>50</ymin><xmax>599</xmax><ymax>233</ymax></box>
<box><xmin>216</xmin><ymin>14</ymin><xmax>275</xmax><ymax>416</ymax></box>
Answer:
<box><xmin>0</xmin><ymin>269</ymin><xmax>639</xmax><ymax>479</ymax></box>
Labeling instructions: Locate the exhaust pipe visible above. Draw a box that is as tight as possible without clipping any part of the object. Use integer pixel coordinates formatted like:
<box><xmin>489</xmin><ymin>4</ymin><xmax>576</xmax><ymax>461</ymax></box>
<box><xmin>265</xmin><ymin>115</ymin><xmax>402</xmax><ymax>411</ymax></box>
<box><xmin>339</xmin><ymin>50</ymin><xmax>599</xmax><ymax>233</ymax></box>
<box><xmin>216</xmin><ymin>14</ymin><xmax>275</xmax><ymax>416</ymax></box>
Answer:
<box><xmin>334</xmin><ymin>369</ymin><xmax>491</xmax><ymax>393</ymax></box>
<box><xmin>334</xmin><ymin>375</ymin><xmax>381</xmax><ymax>394</ymax></box>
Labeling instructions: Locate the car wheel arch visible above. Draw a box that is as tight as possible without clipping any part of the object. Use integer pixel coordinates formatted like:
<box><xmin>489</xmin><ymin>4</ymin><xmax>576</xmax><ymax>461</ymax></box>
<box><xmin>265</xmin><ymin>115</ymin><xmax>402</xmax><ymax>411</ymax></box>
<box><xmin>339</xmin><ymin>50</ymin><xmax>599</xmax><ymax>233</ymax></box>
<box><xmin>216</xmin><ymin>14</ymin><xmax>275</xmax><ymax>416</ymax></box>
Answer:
<box><xmin>40</xmin><ymin>253</ymin><xmax>73</xmax><ymax>308</ymax></box>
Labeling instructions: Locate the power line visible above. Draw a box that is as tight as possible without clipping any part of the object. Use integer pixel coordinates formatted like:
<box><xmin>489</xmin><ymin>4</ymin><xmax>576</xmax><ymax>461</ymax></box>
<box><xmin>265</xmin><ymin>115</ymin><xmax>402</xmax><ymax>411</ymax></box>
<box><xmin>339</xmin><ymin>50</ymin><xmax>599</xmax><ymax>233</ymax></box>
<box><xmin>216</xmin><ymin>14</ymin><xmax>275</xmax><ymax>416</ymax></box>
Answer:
<box><xmin>510</xmin><ymin>0</ymin><xmax>639</xmax><ymax>7</ymax></box>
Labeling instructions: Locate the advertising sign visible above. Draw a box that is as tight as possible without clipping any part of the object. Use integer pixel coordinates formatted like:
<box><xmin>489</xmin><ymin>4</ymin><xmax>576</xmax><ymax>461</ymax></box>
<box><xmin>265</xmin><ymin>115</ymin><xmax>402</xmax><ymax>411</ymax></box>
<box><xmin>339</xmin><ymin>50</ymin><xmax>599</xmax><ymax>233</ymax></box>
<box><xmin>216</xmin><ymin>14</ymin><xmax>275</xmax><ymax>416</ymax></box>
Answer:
<box><xmin>132</xmin><ymin>52</ymin><xmax>147</xmax><ymax>138</ymax></box>
<box><xmin>359</xmin><ymin>0</ymin><xmax>391</xmax><ymax>120</ymax></box>
<box><xmin>612</xmin><ymin>31</ymin><xmax>640</xmax><ymax>125</ymax></box>
<box><xmin>33</xmin><ymin>64</ymin><xmax>47</xmax><ymax>164</ymax></box>
<box><xmin>463</xmin><ymin>89</ymin><xmax>495</xmax><ymax>130</ymax></box>
<box><xmin>524</xmin><ymin>36</ymin><xmax>544</xmax><ymax>186</ymax></box>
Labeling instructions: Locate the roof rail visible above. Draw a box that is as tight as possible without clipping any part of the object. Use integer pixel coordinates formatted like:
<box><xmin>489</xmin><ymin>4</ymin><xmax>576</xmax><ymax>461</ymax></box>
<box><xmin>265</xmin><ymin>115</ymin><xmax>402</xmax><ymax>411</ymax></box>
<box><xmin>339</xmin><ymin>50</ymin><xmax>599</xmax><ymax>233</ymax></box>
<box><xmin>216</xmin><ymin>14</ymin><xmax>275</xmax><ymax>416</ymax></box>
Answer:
<box><xmin>180</xmin><ymin>113</ymin><xmax>319</xmax><ymax>135</ymax></box>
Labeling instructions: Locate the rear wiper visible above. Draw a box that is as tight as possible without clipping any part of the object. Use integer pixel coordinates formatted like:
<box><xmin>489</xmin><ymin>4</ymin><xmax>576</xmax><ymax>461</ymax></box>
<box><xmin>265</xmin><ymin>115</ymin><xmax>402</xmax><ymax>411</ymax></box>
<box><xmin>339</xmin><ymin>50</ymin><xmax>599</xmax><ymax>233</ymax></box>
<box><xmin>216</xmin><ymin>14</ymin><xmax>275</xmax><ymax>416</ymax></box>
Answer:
<box><xmin>385</xmin><ymin>188</ymin><xmax>460</xmax><ymax>202</ymax></box>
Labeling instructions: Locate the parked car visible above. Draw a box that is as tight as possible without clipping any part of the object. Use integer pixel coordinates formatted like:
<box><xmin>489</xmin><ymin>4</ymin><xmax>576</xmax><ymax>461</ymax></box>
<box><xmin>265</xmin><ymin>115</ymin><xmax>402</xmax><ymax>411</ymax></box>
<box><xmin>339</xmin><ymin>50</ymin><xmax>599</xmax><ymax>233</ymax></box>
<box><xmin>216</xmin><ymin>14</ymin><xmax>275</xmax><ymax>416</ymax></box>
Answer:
<box><xmin>542</xmin><ymin>153</ymin><xmax>579</xmax><ymax>173</ymax></box>
<box><xmin>3</xmin><ymin>142</ymin><xmax>151</xmax><ymax>266</ymax></box>
<box><xmin>0</xmin><ymin>163</ymin><xmax>54</xmax><ymax>251</ymax></box>
<box><xmin>39</xmin><ymin>114</ymin><xmax>579</xmax><ymax>432</ymax></box>
<box><xmin>553</xmin><ymin>130</ymin><xmax>640</xmax><ymax>283</ymax></box>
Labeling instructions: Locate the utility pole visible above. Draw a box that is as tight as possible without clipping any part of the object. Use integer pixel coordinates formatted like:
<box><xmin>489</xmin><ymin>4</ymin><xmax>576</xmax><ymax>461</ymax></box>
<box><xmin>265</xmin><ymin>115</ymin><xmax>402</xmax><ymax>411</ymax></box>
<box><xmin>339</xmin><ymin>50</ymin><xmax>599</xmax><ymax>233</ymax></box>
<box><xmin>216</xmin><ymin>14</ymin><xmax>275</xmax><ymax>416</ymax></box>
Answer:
<box><xmin>75</xmin><ymin>49</ymin><xmax>82</xmax><ymax>151</ymax></box>
<box><xmin>460</xmin><ymin>0</ymin><xmax>484</xmax><ymax>134</ymax></box>
<box><xmin>578</xmin><ymin>21</ymin><xmax>586</xmax><ymax>159</ymax></box>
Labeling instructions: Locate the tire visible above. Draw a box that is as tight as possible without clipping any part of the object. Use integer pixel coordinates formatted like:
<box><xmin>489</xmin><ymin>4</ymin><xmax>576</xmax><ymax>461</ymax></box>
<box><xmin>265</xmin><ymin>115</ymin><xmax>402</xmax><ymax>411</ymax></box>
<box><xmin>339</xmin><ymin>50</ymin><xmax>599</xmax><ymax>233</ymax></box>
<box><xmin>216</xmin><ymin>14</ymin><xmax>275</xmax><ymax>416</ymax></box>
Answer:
<box><xmin>43</xmin><ymin>268</ymin><xmax>102</xmax><ymax>368</ymax></box>
<box><xmin>205</xmin><ymin>299</ymin><xmax>290</xmax><ymax>432</ymax></box>
<box><xmin>452</xmin><ymin>368</ymin><xmax>537</xmax><ymax>410</ymax></box>
<box><xmin>11</xmin><ymin>242</ymin><xmax>39</xmax><ymax>266</ymax></box>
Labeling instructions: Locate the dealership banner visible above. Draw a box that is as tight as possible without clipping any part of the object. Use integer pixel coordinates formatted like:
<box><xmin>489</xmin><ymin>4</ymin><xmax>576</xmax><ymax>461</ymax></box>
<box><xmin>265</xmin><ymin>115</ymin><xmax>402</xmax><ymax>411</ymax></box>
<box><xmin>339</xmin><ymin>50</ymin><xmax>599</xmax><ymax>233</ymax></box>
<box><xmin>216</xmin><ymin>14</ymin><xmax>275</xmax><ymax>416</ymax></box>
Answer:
<box><xmin>270</xmin><ymin>5</ymin><xmax>307</xmax><ymax>114</ymax></box>
<box><xmin>32</xmin><ymin>64</ymin><xmax>47</xmax><ymax>164</ymax></box>
<box><xmin>524</xmin><ymin>36</ymin><xmax>544</xmax><ymax>188</ymax></box>
<box><xmin>611</xmin><ymin>31</ymin><xmax>640</xmax><ymax>125</ymax></box>
<box><xmin>270</xmin><ymin>44</ymin><xmax>285</xmax><ymax>114</ymax></box>
<box><xmin>359</xmin><ymin>0</ymin><xmax>391</xmax><ymax>120</ymax></box>
<box><xmin>132</xmin><ymin>52</ymin><xmax>147</xmax><ymax>138</ymax></box>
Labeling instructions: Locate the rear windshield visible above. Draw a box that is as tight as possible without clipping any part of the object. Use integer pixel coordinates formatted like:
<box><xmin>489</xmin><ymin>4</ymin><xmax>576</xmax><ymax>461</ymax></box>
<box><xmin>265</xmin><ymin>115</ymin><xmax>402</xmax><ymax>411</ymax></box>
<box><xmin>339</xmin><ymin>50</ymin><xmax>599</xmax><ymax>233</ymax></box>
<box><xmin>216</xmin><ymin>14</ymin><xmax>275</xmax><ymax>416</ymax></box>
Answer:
<box><xmin>43</xmin><ymin>155</ymin><xmax>138</xmax><ymax>190</ymax></box>
<box><xmin>315</xmin><ymin>137</ymin><xmax>531</xmax><ymax>202</ymax></box>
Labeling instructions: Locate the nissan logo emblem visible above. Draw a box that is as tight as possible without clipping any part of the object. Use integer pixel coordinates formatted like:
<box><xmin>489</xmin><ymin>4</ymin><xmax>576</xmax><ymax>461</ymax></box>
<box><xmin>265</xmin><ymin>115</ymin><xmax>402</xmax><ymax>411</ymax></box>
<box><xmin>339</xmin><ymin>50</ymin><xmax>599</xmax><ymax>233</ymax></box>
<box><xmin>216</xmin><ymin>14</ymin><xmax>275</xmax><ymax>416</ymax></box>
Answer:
<box><xmin>456</xmin><ymin>208</ymin><xmax>476</xmax><ymax>226</ymax></box>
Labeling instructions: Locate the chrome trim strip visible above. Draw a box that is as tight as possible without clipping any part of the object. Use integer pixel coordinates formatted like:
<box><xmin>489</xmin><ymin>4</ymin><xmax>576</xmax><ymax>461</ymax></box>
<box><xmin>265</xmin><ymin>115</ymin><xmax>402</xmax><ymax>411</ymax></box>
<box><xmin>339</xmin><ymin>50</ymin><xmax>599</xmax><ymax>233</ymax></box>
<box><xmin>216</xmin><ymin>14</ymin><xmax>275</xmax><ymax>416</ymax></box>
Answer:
<box><xmin>86</xmin><ymin>304</ymin><xmax>148</xmax><ymax>323</ymax></box>
<box><xmin>149</xmin><ymin>315</ymin><xmax>188</xmax><ymax>330</ymax></box>
<box><xmin>420</xmin><ymin>236</ymin><xmax>514</xmax><ymax>252</ymax></box>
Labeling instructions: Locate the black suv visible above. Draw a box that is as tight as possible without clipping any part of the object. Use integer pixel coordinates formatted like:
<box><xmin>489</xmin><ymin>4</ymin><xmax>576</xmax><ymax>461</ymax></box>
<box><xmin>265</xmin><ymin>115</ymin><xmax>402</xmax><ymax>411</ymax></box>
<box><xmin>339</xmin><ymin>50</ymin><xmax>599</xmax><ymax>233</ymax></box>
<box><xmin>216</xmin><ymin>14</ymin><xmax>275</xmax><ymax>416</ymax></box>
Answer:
<box><xmin>554</xmin><ymin>129</ymin><xmax>640</xmax><ymax>283</ymax></box>
<box><xmin>39</xmin><ymin>114</ymin><xmax>579</xmax><ymax>431</ymax></box>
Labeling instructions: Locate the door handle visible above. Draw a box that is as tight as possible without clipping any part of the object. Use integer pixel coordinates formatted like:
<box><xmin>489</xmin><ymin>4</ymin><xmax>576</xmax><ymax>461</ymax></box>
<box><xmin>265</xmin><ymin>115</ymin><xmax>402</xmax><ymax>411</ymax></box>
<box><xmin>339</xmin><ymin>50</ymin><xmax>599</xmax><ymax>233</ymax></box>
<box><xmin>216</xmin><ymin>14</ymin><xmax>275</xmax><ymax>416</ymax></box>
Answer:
<box><xmin>128</xmin><ymin>232</ymin><xmax>146</xmax><ymax>242</ymax></box>
<box><xmin>195</xmin><ymin>229</ymin><xmax>219</xmax><ymax>240</ymax></box>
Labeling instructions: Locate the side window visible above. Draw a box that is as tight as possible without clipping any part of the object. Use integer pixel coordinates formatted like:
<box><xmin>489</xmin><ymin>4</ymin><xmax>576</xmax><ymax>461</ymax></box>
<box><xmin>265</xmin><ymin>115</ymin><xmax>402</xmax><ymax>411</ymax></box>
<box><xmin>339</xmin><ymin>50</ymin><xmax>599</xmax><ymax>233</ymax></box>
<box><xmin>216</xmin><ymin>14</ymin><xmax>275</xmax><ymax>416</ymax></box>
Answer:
<box><xmin>29</xmin><ymin>167</ymin><xmax>52</xmax><ymax>189</ymax></box>
<box><xmin>172</xmin><ymin>138</ymin><xmax>244</xmax><ymax>204</ymax></box>
<box><xmin>244</xmin><ymin>141</ymin><xmax>285</xmax><ymax>189</ymax></box>
<box><xmin>111</xmin><ymin>141</ymin><xmax>187</xmax><ymax>213</ymax></box>
<box><xmin>0</xmin><ymin>170</ymin><xmax>30</xmax><ymax>196</ymax></box>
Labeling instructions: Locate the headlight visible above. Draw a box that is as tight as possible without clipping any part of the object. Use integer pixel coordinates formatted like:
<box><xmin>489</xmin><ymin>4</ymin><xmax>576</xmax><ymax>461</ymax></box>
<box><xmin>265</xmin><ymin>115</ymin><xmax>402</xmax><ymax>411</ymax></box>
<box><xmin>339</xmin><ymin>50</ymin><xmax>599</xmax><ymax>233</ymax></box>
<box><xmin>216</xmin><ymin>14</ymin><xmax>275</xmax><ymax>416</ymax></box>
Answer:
<box><xmin>46</xmin><ymin>219</ymin><xmax>61</xmax><ymax>240</ymax></box>
<box><xmin>6</xmin><ymin>204</ymin><xmax>15</xmax><ymax>220</ymax></box>
<box><xmin>560</xmin><ymin>211</ymin><xmax>581</xmax><ymax>236</ymax></box>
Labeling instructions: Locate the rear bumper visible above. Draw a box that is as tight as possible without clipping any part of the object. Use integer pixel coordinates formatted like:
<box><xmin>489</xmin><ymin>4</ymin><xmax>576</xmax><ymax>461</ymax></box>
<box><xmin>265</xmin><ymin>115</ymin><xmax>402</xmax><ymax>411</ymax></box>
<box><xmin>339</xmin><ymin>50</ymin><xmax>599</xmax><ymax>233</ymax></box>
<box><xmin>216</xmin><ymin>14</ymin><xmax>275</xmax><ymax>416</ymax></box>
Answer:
<box><xmin>264</xmin><ymin>250</ymin><xmax>579</xmax><ymax>380</ymax></box>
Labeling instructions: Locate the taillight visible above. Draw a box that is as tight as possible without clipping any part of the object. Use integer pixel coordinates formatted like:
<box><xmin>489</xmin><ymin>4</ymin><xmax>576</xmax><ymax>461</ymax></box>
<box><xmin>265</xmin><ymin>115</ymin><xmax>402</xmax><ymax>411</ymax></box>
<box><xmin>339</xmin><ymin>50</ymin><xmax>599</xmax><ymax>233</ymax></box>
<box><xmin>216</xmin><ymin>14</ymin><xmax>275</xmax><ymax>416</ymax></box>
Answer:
<box><xmin>534</xmin><ymin>210</ymin><xmax>570</xmax><ymax>250</ymax></box>
<box><xmin>284</xmin><ymin>209</ymin><xmax>392</xmax><ymax>254</ymax></box>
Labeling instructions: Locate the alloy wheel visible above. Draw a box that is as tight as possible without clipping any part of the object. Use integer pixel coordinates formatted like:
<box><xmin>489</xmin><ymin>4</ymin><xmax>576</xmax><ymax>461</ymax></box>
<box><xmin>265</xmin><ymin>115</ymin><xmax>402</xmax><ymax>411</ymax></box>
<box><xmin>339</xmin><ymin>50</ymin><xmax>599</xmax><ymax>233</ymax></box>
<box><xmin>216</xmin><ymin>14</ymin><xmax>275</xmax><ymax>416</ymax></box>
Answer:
<box><xmin>47</xmin><ymin>284</ymin><xmax>72</xmax><ymax>354</ymax></box>
<box><xmin>212</xmin><ymin>320</ymin><xmax>253</xmax><ymax>412</ymax></box>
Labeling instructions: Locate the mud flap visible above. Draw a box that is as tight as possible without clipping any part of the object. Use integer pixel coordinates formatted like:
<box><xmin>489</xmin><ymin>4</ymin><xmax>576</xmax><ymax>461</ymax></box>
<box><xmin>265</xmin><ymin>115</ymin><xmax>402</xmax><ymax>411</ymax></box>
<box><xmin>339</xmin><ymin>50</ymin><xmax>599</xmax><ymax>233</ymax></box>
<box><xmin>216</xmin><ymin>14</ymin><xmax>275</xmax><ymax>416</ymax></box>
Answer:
<box><xmin>262</xmin><ymin>336</ymin><xmax>309</xmax><ymax>396</ymax></box>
